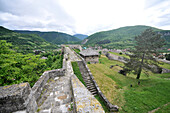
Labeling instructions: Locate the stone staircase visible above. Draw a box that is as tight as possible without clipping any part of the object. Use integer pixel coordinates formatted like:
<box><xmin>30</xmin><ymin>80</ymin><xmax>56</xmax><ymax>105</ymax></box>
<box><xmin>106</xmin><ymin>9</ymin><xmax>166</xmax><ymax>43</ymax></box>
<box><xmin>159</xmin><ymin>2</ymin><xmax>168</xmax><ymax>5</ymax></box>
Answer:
<box><xmin>77</xmin><ymin>61</ymin><xmax>98</xmax><ymax>96</ymax></box>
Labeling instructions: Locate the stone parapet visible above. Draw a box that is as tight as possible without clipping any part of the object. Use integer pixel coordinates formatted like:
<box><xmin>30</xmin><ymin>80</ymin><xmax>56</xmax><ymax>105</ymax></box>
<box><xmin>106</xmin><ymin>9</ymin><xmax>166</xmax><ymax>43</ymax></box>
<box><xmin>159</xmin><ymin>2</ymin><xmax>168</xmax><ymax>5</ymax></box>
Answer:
<box><xmin>71</xmin><ymin>74</ymin><xmax>104</xmax><ymax>113</ymax></box>
<box><xmin>32</xmin><ymin>47</ymin><xmax>68</xmax><ymax>101</ymax></box>
<box><xmin>0</xmin><ymin>83</ymin><xmax>37</xmax><ymax>113</ymax></box>
<box><xmin>32</xmin><ymin>72</ymin><xmax>50</xmax><ymax>101</ymax></box>
<box><xmin>106</xmin><ymin>52</ymin><xmax>128</xmax><ymax>63</ymax></box>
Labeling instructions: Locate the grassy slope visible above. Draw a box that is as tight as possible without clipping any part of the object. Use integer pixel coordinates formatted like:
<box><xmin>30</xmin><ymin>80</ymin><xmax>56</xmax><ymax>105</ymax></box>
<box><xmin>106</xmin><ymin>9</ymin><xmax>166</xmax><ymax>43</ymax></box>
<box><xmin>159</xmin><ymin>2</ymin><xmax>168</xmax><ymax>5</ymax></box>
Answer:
<box><xmin>85</xmin><ymin>25</ymin><xmax>170</xmax><ymax>49</ymax></box>
<box><xmin>88</xmin><ymin>55</ymin><xmax>170</xmax><ymax>113</ymax></box>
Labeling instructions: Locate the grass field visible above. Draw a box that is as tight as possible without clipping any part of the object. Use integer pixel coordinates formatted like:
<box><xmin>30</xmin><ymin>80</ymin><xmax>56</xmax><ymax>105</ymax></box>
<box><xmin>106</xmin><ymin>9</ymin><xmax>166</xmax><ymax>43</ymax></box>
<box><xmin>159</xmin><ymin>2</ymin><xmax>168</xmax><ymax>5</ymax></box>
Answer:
<box><xmin>109</xmin><ymin>52</ymin><xmax>170</xmax><ymax>69</ymax></box>
<box><xmin>88</xmin><ymin>55</ymin><xmax>170</xmax><ymax>113</ymax></box>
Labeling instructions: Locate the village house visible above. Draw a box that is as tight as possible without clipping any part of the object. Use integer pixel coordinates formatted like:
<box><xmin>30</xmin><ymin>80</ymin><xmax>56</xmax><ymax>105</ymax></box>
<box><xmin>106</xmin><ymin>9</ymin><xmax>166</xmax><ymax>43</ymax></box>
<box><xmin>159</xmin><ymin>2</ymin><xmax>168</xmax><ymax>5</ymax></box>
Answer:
<box><xmin>79</xmin><ymin>48</ymin><xmax>99</xmax><ymax>63</ymax></box>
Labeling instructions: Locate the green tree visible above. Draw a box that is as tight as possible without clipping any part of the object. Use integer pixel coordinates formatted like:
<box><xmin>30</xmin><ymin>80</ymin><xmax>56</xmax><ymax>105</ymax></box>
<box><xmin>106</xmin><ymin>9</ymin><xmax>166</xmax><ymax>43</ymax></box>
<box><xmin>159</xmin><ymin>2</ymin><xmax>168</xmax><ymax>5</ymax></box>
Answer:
<box><xmin>0</xmin><ymin>40</ymin><xmax>46</xmax><ymax>87</ymax></box>
<box><xmin>124</xmin><ymin>28</ymin><xmax>165</xmax><ymax>79</ymax></box>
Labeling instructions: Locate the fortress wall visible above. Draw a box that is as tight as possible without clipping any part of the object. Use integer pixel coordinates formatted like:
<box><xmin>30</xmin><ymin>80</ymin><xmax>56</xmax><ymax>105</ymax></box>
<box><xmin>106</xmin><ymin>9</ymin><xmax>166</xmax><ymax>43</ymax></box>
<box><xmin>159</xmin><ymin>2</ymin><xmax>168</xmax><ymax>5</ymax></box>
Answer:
<box><xmin>106</xmin><ymin>52</ymin><xmax>128</xmax><ymax>63</ymax></box>
<box><xmin>71</xmin><ymin>47</ymin><xmax>119</xmax><ymax>112</ymax></box>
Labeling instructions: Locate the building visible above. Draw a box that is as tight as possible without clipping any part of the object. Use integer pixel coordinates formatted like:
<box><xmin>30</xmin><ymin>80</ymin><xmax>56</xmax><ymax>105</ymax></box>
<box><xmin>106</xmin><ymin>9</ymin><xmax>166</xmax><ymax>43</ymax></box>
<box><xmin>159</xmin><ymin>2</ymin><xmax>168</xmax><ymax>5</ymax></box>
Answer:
<box><xmin>79</xmin><ymin>48</ymin><xmax>99</xmax><ymax>63</ymax></box>
<box><xmin>68</xmin><ymin>45</ymin><xmax>82</xmax><ymax>51</ymax></box>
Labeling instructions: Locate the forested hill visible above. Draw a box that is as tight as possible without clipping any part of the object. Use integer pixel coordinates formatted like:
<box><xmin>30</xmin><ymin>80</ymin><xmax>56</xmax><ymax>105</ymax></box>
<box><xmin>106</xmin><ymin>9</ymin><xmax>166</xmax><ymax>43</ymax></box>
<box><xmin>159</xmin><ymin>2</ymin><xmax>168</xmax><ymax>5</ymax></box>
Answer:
<box><xmin>73</xmin><ymin>34</ymin><xmax>88</xmax><ymax>40</ymax></box>
<box><xmin>85</xmin><ymin>25</ymin><xmax>170</xmax><ymax>49</ymax></box>
<box><xmin>14</xmin><ymin>30</ymin><xmax>80</xmax><ymax>44</ymax></box>
<box><xmin>0</xmin><ymin>26</ymin><xmax>57</xmax><ymax>53</ymax></box>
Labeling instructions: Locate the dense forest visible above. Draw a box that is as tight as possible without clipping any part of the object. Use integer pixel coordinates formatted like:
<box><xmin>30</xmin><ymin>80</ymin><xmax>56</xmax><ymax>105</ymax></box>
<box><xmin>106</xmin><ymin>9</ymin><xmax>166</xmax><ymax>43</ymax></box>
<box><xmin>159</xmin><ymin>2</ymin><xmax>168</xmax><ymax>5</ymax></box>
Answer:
<box><xmin>85</xmin><ymin>25</ymin><xmax>170</xmax><ymax>50</ymax></box>
<box><xmin>0</xmin><ymin>26</ymin><xmax>64</xmax><ymax>87</ymax></box>
<box><xmin>0</xmin><ymin>26</ymin><xmax>58</xmax><ymax>54</ymax></box>
<box><xmin>14</xmin><ymin>30</ymin><xmax>80</xmax><ymax>44</ymax></box>
<box><xmin>0</xmin><ymin>40</ymin><xmax>63</xmax><ymax>87</ymax></box>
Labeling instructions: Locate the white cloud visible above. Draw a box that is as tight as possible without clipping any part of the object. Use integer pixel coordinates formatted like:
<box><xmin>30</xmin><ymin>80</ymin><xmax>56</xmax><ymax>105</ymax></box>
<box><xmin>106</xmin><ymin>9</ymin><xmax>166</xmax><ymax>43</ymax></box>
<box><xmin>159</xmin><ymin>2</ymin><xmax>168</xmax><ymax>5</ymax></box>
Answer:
<box><xmin>0</xmin><ymin>0</ymin><xmax>76</xmax><ymax>34</ymax></box>
<box><xmin>144</xmin><ymin>0</ymin><xmax>170</xmax><ymax>30</ymax></box>
<box><xmin>0</xmin><ymin>0</ymin><xmax>170</xmax><ymax>35</ymax></box>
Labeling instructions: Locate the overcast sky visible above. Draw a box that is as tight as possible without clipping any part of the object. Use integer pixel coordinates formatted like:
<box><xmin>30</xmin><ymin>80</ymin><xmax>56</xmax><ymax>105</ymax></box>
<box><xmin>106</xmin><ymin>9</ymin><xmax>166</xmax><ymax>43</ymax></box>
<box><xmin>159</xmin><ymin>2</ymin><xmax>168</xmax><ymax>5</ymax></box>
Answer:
<box><xmin>0</xmin><ymin>0</ymin><xmax>170</xmax><ymax>35</ymax></box>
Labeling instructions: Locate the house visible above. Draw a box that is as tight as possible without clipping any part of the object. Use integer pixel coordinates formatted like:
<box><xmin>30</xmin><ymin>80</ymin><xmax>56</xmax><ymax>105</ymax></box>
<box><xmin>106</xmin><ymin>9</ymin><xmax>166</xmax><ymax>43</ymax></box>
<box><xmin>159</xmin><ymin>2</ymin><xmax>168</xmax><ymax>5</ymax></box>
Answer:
<box><xmin>79</xmin><ymin>48</ymin><xmax>99</xmax><ymax>63</ymax></box>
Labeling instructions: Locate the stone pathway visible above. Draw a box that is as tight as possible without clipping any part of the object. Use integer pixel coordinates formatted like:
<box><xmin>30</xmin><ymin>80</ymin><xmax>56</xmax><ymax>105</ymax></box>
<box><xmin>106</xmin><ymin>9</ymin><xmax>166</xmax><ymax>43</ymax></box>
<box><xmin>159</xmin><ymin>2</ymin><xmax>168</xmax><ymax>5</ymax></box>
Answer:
<box><xmin>37</xmin><ymin>47</ymin><xmax>104</xmax><ymax>113</ymax></box>
<box><xmin>37</xmin><ymin>47</ymin><xmax>77</xmax><ymax>113</ymax></box>
<box><xmin>66</xmin><ymin>47</ymin><xmax>81</xmax><ymax>61</ymax></box>
<box><xmin>37</xmin><ymin>75</ymin><xmax>73</xmax><ymax>113</ymax></box>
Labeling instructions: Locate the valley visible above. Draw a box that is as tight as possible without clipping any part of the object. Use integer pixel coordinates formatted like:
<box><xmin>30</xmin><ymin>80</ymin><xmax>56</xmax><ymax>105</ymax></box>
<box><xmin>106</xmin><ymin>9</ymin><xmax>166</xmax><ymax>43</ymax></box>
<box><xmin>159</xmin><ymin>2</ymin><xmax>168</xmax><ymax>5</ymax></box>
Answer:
<box><xmin>0</xmin><ymin>25</ymin><xmax>170</xmax><ymax>113</ymax></box>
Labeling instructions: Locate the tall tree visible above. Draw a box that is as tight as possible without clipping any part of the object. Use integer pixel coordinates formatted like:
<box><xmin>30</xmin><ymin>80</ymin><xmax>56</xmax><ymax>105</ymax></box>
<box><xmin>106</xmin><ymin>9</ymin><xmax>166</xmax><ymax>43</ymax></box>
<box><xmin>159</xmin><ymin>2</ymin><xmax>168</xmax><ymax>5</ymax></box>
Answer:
<box><xmin>124</xmin><ymin>28</ymin><xmax>165</xmax><ymax>79</ymax></box>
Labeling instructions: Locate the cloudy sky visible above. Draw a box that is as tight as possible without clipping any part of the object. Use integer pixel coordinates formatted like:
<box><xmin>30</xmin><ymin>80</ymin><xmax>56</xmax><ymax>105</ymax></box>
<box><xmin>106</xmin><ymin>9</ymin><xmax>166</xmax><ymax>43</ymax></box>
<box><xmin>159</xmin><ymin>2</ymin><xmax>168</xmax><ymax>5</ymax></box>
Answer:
<box><xmin>0</xmin><ymin>0</ymin><xmax>170</xmax><ymax>35</ymax></box>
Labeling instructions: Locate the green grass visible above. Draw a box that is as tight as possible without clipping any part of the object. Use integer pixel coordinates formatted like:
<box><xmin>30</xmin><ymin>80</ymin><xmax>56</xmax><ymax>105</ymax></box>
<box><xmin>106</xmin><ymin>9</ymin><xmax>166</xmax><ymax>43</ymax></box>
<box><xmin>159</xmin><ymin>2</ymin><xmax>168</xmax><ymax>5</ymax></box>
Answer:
<box><xmin>159</xmin><ymin>62</ymin><xmax>170</xmax><ymax>69</ymax></box>
<box><xmin>155</xmin><ymin>103</ymin><xmax>170</xmax><ymax>113</ymax></box>
<box><xmin>73</xmin><ymin>49</ymin><xmax>80</xmax><ymax>55</ymax></box>
<box><xmin>71</xmin><ymin>61</ymin><xmax>86</xmax><ymax>87</ymax></box>
<box><xmin>88</xmin><ymin>55</ymin><xmax>170</xmax><ymax>113</ymax></box>
<box><xmin>95</xmin><ymin>95</ymin><xmax>109</xmax><ymax>112</ymax></box>
<box><xmin>109</xmin><ymin>52</ymin><xmax>130</xmax><ymax>59</ymax></box>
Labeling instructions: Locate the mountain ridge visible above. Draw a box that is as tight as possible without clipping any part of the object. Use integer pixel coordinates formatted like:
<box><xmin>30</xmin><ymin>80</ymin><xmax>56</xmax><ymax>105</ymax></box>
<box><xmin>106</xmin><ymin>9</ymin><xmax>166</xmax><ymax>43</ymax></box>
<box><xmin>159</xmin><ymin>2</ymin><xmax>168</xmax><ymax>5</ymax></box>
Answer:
<box><xmin>0</xmin><ymin>26</ymin><xmax>57</xmax><ymax>53</ymax></box>
<box><xmin>85</xmin><ymin>25</ymin><xmax>170</xmax><ymax>50</ymax></box>
<box><xmin>14</xmin><ymin>30</ymin><xmax>80</xmax><ymax>44</ymax></box>
<box><xmin>73</xmin><ymin>34</ymin><xmax>88</xmax><ymax>40</ymax></box>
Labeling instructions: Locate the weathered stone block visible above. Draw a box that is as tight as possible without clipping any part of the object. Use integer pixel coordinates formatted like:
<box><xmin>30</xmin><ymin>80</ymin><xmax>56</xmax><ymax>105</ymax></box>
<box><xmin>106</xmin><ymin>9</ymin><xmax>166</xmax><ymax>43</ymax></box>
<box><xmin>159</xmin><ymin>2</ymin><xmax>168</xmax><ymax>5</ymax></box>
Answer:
<box><xmin>0</xmin><ymin>83</ymin><xmax>37</xmax><ymax>113</ymax></box>
<box><xmin>162</xmin><ymin>68</ymin><xmax>170</xmax><ymax>73</ymax></box>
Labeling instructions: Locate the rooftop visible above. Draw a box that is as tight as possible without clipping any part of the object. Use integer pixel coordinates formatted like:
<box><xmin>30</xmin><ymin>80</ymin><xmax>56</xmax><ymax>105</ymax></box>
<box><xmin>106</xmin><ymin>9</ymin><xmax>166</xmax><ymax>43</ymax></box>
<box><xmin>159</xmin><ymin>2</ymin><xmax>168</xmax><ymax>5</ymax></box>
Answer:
<box><xmin>79</xmin><ymin>48</ymin><xmax>99</xmax><ymax>56</ymax></box>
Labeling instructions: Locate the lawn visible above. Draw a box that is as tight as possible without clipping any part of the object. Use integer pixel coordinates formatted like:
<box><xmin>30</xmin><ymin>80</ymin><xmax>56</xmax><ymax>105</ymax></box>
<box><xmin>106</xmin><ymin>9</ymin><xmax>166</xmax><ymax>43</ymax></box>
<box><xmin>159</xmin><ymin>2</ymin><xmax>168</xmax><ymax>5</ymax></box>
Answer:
<box><xmin>88</xmin><ymin>55</ymin><xmax>170</xmax><ymax>113</ymax></box>
<box><xmin>73</xmin><ymin>49</ymin><xmax>80</xmax><ymax>55</ymax></box>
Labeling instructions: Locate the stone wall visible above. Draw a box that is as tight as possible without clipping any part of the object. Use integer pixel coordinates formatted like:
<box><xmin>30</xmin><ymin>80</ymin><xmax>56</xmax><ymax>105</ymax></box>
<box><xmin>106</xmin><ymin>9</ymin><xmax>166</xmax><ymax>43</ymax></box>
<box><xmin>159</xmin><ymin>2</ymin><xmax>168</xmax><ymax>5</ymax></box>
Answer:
<box><xmin>162</xmin><ymin>68</ymin><xmax>170</xmax><ymax>73</ymax></box>
<box><xmin>68</xmin><ymin>44</ymin><xmax>82</xmax><ymax>51</ymax></box>
<box><xmin>0</xmin><ymin>47</ymin><xmax>67</xmax><ymax>113</ymax></box>
<box><xmin>84</xmin><ymin>55</ymin><xmax>99</xmax><ymax>64</ymax></box>
<box><xmin>0</xmin><ymin>83</ymin><xmax>37</xmax><ymax>113</ymax></box>
<box><xmin>106</xmin><ymin>52</ymin><xmax>170</xmax><ymax>74</ymax></box>
<box><xmin>106</xmin><ymin>52</ymin><xmax>128</xmax><ymax>63</ymax></box>
<box><xmin>71</xmin><ymin>48</ymin><xmax>119</xmax><ymax>112</ymax></box>
<box><xmin>156</xmin><ymin>58</ymin><xmax>170</xmax><ymax>64</ymax></box>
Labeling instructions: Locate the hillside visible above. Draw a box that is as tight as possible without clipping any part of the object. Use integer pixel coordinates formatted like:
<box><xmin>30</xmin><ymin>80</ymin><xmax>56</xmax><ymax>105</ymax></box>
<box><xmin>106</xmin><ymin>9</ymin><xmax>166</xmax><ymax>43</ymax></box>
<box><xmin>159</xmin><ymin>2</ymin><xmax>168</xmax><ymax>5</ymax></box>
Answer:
<box><xmin>14</xmin><ymin>30</ymin><xmax>80</xmax><ymax>44</ymax></box>
<box><xmin>73</xmin><ymin>34</ymin><xmax>88</xmax><ymax>40</ymax></box>
<box><xmin>85</xmin><ymin>25</ymin><xmax>170</xmax><ymax>50</ymax></box>
<box><xmin>0</xmin><ymin>26</ymin><xmax>57</xmax><ymax>53</ymax></box>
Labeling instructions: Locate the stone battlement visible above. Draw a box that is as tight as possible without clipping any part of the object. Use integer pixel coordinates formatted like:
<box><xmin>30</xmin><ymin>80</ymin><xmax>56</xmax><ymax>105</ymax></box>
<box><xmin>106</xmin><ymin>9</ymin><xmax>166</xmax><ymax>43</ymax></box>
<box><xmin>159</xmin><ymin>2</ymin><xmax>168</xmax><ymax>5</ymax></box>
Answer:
<box><xmin>0</xmin><ymin>83</ymin><xmax>37</xmax><ymax>113</ymax></box>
